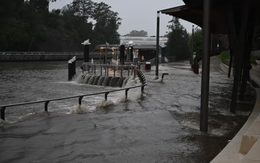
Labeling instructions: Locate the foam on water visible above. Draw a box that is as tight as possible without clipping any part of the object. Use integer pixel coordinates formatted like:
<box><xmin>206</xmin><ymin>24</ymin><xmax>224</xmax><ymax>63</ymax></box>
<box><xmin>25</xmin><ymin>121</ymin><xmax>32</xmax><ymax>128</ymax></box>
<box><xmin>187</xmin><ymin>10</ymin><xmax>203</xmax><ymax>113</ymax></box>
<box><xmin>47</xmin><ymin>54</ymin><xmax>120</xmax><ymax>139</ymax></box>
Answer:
<box><xmin>96</xmin><ymin>100</ymin><xmax>114</xmax><ymax>108</ymax></box>
<box><xmin>18</xmin><ymin>112</ymin><xmax>37</xmax><ymax>121</ymax></box>
<box><xmin>88</xmin><ymin>75</ymin><xmax>97</xmax><ymax>84</ymax></box>
<box><xmin>70</xmin><ymin>105</ymin><xmax>96</xmax><ymax>114</ymax></box>
<box><xmin>115</xmin><ymin>76</ymin><xmax>144</xmax><ymax>103</ymax></box>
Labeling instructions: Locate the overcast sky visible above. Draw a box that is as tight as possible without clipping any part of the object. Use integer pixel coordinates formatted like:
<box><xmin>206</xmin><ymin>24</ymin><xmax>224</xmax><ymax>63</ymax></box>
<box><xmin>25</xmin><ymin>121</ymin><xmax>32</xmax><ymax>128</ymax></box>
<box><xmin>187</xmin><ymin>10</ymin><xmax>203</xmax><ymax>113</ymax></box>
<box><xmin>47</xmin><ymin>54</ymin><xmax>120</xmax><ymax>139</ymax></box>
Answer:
<box><xmin>49</xmin><ymin>0</ymin><xmax>193</xmax><ymax>36</ymax></box>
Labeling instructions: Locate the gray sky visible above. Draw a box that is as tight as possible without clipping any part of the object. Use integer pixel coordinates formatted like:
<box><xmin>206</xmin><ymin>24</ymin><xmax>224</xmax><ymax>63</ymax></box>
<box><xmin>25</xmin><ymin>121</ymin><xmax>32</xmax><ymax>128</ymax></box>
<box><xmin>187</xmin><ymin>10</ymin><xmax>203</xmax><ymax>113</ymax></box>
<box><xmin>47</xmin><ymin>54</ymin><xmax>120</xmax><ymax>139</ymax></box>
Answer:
<box><xmin>49</xmin><ymin>0</ymin><xmax>193</xmax><ymax>36</ymax></box>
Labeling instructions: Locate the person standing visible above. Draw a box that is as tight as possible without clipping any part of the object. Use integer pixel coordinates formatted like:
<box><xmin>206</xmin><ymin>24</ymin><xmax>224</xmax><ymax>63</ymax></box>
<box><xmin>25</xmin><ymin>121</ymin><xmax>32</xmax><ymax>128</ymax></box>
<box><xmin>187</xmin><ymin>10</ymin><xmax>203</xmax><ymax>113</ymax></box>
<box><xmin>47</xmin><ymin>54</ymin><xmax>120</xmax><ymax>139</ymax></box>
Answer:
<box><xmin>133</xmin><ymin>50</ymin><xmax>138</xmax><ymax>66</ymax></box>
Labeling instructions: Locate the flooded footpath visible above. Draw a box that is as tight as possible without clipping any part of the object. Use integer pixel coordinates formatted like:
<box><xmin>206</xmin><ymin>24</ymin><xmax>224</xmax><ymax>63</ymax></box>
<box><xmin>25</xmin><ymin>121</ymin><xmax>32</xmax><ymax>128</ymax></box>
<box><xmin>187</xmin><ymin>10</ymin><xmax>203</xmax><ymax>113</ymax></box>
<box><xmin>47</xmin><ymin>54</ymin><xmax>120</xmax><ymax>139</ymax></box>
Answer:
<box><xmin>0</xmin><ymin>61</ymin><xmax>256</xmax><ymax>163</ymax></box>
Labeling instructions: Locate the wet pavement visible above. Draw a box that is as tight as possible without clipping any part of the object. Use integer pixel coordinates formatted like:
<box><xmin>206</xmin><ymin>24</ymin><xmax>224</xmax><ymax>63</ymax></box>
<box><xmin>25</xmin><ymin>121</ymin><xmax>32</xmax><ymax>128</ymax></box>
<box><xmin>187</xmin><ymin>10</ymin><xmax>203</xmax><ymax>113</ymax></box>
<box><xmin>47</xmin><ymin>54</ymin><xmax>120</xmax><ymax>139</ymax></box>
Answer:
<box><xmin>0</xmin><ymin>61</ymin><xmax>256</xmax><ymax>163</ymax></box>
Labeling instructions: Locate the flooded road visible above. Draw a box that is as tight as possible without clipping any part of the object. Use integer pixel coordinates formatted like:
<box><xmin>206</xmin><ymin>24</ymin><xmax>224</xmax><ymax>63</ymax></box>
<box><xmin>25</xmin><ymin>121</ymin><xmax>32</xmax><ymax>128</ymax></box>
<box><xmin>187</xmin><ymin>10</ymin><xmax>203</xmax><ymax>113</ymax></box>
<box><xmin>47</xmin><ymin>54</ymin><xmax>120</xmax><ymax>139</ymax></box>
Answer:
<box><xmin>0</xmin><ymin>61</ymin><xmax>255</xmax><ymax>163</ymax></box>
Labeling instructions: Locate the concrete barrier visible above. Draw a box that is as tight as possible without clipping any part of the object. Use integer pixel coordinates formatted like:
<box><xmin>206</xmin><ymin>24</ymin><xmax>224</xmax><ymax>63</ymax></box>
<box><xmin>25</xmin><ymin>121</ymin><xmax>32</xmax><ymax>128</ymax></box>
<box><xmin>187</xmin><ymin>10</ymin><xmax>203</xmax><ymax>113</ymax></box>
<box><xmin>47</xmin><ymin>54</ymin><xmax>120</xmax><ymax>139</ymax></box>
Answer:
<box><xmin>211</xmin><ymin>89</ymin><xmax>260</xmax><ymax>163</ymax></box>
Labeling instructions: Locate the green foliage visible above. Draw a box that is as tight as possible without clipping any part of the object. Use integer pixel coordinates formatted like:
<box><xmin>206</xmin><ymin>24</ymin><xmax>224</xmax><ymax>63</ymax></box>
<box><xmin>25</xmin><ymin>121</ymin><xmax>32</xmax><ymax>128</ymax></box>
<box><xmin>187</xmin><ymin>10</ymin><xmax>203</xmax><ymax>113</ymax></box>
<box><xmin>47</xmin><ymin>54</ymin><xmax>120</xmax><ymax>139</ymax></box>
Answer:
<box><xmin>188</xmin><ymin>29</ymin><xmax>203</xmax><ymax>54</ymax></box>
<box><xmin>165</xmin><ymin>17</ymin><xmax>190</xmax><ymax>61</ymax></box>
<box><xmin>188</xmin><ymin>29</ymin><xmax>229</xmax><ymax>55</ymax></box>
<box><xmin>250</xmin><ymin>56</ymin><xmax>260</xmax><ymax>65</ymax></box>
<box><xmin>219</xmin><ymin>50</ymin><xmax>231</xmax><ymax>66</ymax></box>
<box><xmin>0</xmin><ymin>0</ymin><xmax>121</xmax><ymax>51</ymax></box>
<box><xmin>219</xmin><ymin>50</ymin><xmax>260</xmax><ymax>66</ymax></box>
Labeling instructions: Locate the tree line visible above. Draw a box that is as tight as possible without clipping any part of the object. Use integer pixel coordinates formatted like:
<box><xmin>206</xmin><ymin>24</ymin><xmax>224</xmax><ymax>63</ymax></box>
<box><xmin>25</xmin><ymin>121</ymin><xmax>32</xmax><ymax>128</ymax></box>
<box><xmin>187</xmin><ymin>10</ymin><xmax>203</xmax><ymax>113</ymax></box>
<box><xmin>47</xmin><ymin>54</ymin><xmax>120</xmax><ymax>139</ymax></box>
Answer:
<box><xmin>0</xmin><ymin>0</ymin><xmax>121</xmax><ymax>52</ymax></box>
<box><xmin>165</xmin><ymin>17</ymin><xmax>260</xmax><ymax>61</ymax></box>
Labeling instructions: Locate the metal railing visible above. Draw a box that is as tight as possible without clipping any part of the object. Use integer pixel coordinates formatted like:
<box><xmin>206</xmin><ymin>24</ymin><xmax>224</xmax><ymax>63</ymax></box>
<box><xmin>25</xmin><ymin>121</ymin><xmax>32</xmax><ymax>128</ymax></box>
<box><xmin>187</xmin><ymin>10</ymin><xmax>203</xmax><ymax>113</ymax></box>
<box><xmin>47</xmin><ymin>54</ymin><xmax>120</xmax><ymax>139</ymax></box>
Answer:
<box><xmin>0</xmin><ymin>84</ymin><xmax>147</xmax><ymax>121</ymax></box>
<box><xmin>83</xmin><ymin>63</ymin><xmax>138</xmax><ymax>78</ymax></box>
<box><xmin>0</xmin><ymin>51</ymin><xmax>113</xmax><ymax>56</ymax></box>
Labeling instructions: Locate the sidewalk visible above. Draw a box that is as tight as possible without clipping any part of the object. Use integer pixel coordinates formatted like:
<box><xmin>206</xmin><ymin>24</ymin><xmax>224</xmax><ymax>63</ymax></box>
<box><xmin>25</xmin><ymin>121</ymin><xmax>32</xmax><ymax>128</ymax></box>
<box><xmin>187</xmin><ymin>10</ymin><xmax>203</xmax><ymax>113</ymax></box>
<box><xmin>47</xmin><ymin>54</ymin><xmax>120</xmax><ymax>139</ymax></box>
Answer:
<box><xmin>211</xmin><ymin>65</ymin><xmax>260</xmax><ymax>163</ymax></box>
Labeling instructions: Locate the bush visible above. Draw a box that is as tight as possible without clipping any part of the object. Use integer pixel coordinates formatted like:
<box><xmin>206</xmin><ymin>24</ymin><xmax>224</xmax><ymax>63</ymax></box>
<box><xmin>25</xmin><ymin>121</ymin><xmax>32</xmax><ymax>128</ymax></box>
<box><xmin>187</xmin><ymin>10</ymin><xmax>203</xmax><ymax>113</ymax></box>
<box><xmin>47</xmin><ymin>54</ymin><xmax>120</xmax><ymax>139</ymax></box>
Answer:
<box><xmin>219</xmin><ymin>50</ymin><xmax>260</xmax><ymax>66</ymax></box>
<box><xmin>219</xmin><ymin>50</ymin><xmax>231</xmax><ymax>66</ymax></box>
<box><xmin>251</xmin><ymin>56</ymin><xmax>260</xmax><ymax>65</ymax></box>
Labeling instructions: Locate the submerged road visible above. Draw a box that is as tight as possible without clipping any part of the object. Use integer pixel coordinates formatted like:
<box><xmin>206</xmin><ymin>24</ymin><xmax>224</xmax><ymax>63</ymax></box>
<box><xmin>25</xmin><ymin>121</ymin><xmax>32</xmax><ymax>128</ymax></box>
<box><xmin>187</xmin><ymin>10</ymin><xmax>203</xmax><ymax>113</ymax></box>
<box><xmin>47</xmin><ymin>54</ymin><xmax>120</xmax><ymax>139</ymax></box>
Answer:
<box><xmin>0</xmin><ymin>61</ymin><xmax>255</xmax><ymax>163</ymax></box>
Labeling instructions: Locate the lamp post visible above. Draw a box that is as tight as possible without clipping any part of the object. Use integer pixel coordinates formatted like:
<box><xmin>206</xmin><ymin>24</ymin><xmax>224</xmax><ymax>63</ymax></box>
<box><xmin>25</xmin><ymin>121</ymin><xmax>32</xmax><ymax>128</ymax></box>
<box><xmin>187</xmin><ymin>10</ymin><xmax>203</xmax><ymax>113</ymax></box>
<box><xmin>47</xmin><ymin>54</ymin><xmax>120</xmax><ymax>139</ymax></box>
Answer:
<box><xmin>156</xmin><ymin>11</ymin><xmax>160</xmax><ymax>78</ymax></box>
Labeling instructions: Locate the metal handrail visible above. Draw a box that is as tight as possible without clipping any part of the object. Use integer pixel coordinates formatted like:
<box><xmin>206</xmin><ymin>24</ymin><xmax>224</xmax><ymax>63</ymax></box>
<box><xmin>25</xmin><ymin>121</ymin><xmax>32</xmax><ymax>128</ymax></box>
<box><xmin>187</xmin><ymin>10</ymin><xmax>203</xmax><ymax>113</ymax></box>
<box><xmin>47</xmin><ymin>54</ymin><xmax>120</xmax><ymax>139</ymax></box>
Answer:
<box><xmin>0</xmin><ymin>84</ymin><xmax>147</xmax><ymax>121</ymax></box>
<box><xmin>83</xmin><ymin>62</ymin><xmax>137</xmax><ymax>67</ymax></box>
<box><xmin>82</xmin><ymin>62</ymin><xmax>138</xmax><ymax>78</ymax></box>
<box><xmin>0</xmin><ymin>51</ymin><xmax>113</xmax><ymax>55</ymax></box>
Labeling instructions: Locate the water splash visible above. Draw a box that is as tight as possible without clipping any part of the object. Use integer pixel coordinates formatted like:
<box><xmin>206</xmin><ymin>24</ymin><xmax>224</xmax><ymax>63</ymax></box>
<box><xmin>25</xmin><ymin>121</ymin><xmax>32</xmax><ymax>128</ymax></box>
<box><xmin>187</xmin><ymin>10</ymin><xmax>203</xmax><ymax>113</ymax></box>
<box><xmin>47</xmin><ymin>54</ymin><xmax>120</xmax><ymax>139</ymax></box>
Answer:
<box><xmin>102</xmin><ymin>76</ymin><xmax>112</xmax><ymax>86</ymax></box>
<box><xmin>115</xmin><ymin>76</ymin><xmax>144</xmax><ymax>103</ymax></box>
<box><xmin>76</xmin><ymin>73</ymin><xmax>84</xmax><ymax>83</ymax></box>
<box><xmin>18</xmin><ymin>112</ymin><xmax>37</xmax><ymax>121</ymax></box>
<box><xmin>77</xmin><ymin>71</ymin><xmax>131</xmax><ymax>88</ymax></box>
<box><xmin>88</xmin><ymin>75</ymin><xmax>97</xmax><ymax>84</ymax></box>
<box><xmin>122</xmin><ymin>78</ymin><xmax>129</xmax><ymax>87</ymax></box>
<box><xmin>98</xmin><ymin>76</ymin><xmax>105</xmax><ymax>86</ymax></box>
<box><xmin>70</xmin><ymin>105</ymin><xmax>95</xmax><ymax>114</ymax></box>
<box><xmin>93</xmin><ymin>76</ymin><xmax>100</xmax><ymax>85</ymax></box>
<box><xmin>83</xmin><ymin>75</ymin><xmax>92</xmax><ymax>84</ymax></box>
<box><xmin>109</xmin><ymin>77</ymin><xmax>119</xmax><ymax>87</ymax></box>
<box><xmin>96</xmin><ymin>100</ymin><xmax>114</xmax><ymax>108</ymax></box>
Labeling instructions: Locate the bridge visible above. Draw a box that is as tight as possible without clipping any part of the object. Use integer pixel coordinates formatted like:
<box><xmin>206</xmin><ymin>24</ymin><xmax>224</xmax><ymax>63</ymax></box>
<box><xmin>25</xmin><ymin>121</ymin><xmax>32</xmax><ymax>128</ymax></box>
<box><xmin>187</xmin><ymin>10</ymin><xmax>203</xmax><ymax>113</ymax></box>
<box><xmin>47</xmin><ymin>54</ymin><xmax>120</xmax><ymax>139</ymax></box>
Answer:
<box><xmin>0</xmin><ymin>51</ymin><xmax>113</xmax><ymax>61</ymax></box>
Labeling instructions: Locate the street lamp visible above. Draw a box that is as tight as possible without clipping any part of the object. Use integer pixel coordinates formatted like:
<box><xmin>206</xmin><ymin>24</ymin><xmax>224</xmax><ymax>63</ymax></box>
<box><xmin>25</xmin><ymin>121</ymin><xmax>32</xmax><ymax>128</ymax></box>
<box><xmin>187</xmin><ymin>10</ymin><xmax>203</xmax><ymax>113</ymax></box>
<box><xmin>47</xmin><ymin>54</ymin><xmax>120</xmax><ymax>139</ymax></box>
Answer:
<box><xmin>155</xmin><ymin>11</ymin><xmax>160</xmax><ymax>78</ymax></box>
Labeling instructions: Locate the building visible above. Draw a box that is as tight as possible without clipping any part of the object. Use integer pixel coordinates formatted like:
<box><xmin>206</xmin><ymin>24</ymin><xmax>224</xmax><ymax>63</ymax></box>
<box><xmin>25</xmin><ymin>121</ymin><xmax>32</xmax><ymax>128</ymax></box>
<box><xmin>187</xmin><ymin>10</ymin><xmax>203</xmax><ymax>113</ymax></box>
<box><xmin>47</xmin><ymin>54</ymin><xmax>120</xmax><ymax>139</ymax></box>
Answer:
<box><xmin>120</xmin><ymin>36</ymin><xmax>168</xmax><ymax>62</ymax></box>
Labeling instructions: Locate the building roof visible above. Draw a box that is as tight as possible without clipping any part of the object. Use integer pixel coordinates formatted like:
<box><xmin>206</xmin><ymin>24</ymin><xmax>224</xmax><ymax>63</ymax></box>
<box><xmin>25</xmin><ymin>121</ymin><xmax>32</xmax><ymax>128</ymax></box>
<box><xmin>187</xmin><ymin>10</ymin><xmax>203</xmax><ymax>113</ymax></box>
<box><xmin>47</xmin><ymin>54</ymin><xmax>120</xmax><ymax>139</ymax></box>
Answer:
<box><xmin>161</xmin><ymin>0</ymin><xmax>260</xmax><ymax>34</ymax></box>
<box><xmin>133</xmin><ymin>45</ymin><xmax>157</xmax><ymax>50</ymax></box>
<box><xmin>120</xmin><ymin>36</ymin><xmax>168</xmax><ymax>47</ymax></box>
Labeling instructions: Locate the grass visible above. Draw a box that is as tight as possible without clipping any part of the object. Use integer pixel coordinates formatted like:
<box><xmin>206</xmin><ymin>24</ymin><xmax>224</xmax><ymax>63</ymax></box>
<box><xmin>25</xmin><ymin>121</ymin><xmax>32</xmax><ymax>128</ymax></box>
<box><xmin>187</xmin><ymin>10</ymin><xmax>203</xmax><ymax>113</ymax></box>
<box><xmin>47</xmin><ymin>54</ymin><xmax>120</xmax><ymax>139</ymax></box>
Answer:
<box><xmin>219</xmin><ymin>50</ymin><xmax>260</xmax><ymax>67</ymax></box>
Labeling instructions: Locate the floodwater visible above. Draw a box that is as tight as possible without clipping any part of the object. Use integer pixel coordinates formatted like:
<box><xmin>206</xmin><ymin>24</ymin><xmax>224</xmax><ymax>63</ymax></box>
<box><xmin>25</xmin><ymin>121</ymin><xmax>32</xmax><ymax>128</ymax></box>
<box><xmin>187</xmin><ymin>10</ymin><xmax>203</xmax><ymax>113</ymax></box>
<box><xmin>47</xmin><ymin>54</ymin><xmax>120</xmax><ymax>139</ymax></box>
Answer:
<box><xmin>0</xmin><ymin>61</ymin><xmax>256</xmax><ymax>163</ymax></box>
<box><xmin>0</xmin><ymin>61</ymin><xmax>122</xmax><ymax>122</ymax></box>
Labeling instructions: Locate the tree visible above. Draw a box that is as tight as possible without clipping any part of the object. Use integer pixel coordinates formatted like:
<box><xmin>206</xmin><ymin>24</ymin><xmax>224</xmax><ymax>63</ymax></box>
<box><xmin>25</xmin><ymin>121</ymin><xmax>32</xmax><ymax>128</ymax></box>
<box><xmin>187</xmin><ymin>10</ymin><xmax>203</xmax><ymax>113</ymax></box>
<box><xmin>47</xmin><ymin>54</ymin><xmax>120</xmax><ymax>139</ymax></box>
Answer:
<box><xmin>91</xmin><ymin>2</ymin><xmax>121</xmax><ymax>44</ymax></box>
<box><xmin>0</xmin><ymin>0</ymin><xmax>121</xmax><ymax>51</ymax></box>
<box><xmin>188</xmin><ymin>28</ymin><xmax>203</xmax><ymax>54</ymax></box>
<box><xmin>188</xmin><ymin>29</ymin><xmax>229</xmax><ymax>55</ymax></box>
<box><xmin>165</xmin><ymin>17</ymin><xmax>190</xmax><ymax>61</ymax></box>
<box><xmin>126</xmin><ymin>30</ymin><xmax>148</xmax><ymax>37</ymax></box>
<box><xmin>29</xmin><ymin>0</ymin><xmax>57</xmax><ymax>11</ymax></box>
<box><xmin>69</xmin><ymin>0</ymin><xmax>94</xmax><ymax>20</ymax></box>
